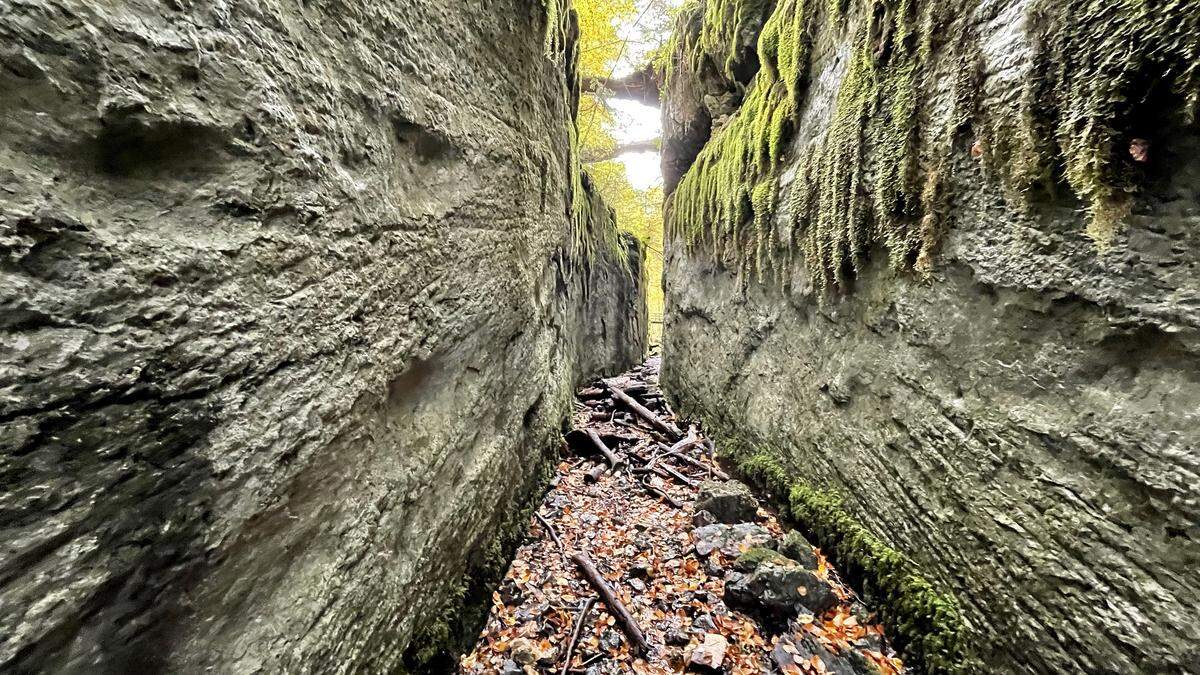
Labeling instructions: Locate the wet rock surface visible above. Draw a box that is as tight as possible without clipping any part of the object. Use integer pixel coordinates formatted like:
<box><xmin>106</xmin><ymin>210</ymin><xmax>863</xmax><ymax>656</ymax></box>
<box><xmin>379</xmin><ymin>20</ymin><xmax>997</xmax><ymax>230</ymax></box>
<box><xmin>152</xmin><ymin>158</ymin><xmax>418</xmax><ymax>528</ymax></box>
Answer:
<box><xmin>0</xmin><ymin>0</ymin><xmax>645</xmax><ymax>670</ymax></box>
<box><xmin>725</xmin><ymin>562</ymin><xmax>839</xmax><ymax>624</ymax></box>
<box><xmin>694</xmin><ymin>479</ymin><xmax>760</xmax><ymax>524</ymax></box>
<box><xmin>661</xmin><ymin>0</ymin><xmax>1200</xmax><ymax>670</ymax></box>
<box><xmin>692</xmin><ymin>523</ymin><xmax>774</xmax><ymax>558</ymax></box>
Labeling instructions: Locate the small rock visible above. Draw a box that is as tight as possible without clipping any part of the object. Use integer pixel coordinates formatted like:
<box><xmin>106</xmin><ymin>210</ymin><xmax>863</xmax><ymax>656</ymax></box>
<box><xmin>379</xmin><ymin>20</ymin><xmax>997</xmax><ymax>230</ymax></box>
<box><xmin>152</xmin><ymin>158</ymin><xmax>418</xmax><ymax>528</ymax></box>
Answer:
<box><xmin>695</xmin><ymin>480</ymin><xmax>759</xmax><ymax>524</ymax></box>
<box><xmin>771</xmin><ymin>633</ymin><xmax>861</xmax><ymax>675</ymax></box>
<box><xmin>499</xmin><ymin>659</ymin><xmax>523</xmax><ymax>675</ymax></box>
<box><xmin>686</xmin><ymin>633</ymin><xmax>728</xmax><ymax>672</ymax></box>
<box><xmin>509</xmin><ymin>637</ymin><xmax>538</xmax><ymax>665</ymax></box>
<box><xmin>725</xmin><ymin>563</ymin><xmax>838</xmax><ymax>623</ymax></box>
<box><xmin>776</xmin><ymin>530</ymin><xmax>819</xmax><ymax>569</ymax></box>
<box><xmin>628</xmin><ymin>577</ymin><xmax>646</xmax><ymax>592</ymax></box>
<box><xmin>692</xmin><ymin>509</ymin><xmax>717</xmax><ymax>527</ymax></box>
<box><xmin>692</xmin><ymin>523</ymin><xmax>773</xmax><ymax>557</ymax></box>
<box><xmin>690</xmin><ymin>613</ymin><xmax>716</xmax><ymax>632</ymax></box>
<box><xmin>665</xmin><ymin>628</ymin><xmax>690</xmax><ymax>646</ymax></box>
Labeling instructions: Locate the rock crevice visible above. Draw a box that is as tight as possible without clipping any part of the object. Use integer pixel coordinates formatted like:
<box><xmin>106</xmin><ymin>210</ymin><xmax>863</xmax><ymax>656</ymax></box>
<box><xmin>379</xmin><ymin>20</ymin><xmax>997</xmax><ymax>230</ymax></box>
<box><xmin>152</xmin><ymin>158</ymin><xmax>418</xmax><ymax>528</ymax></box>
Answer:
<box><xmin>0</xmin><ymin>0</ymin><xmax>645</xmax><ymax>670</ymax></box>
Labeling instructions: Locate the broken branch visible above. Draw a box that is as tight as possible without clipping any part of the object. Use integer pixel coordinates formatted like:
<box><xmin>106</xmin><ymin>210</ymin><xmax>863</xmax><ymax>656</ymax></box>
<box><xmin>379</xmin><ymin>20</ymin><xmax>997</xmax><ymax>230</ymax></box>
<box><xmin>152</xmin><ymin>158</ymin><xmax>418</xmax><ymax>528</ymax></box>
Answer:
<box><xmin>585</xmin><ymin>429</ymin><xmax>625</xmax><ymax>470</ymax></box>
<box><xmin>571</xmin><ymin>552</ymin><xmax>650</xmax><ymax>654</ymax></box>
<box><xmin>607</xmin><ymin>383</ymin><xmax>683</xmax><ymax>440</ymax></box>
<box><xmin>561</xmin><ymin>596</ymin><xmax>597</xmax><ymax>675</ymax></box>
<box><xmin>639</xmin><ymin>480</ymin><xmax>683</xmax><ymax>509</ymax></box>
<box><xmin>535</xmin><ymin>511</ymin><xmax>566</xmax><ymax>555</ymax></box>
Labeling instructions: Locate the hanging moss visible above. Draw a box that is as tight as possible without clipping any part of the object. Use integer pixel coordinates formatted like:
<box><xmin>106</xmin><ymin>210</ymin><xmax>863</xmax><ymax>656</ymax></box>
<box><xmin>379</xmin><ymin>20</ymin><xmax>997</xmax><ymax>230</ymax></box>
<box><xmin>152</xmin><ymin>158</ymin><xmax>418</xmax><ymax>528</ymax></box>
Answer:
<box><xmin>724</xmin><ymin>440</ymin><xmax>979</xmax><ymax>674</ymax></box>
<box><xmin>1002</xmin><ymin>0</ymin><xmax>1200</xmax><ymax>244</ymax></box>
<box><xmin>541</xmin><ymin>0</ymin><xmax>568</xmax><ymax>58</ymax></box>
<box><xmin>541</xmin><ymin>0</ymin><xmax>633</xmax><ymax>279</ymax></box>
<box><xmin>668</xmin><ymin>0</ymin><xmax>976</xmax><ymax>291</ymax></box>
<box><xmin>667</xmin><ymin>0</ymin><xmax>815</xmax><ymax>283</ymax></box>
<box><xmin>693</xmin><ymin>0</ymin><xmax>776</xmax><ymax>80</ymax></box>
<box><xmin>667</xmin><ymin>0</ymin><xmax>1200</xmax><ymax>293</ymax></box>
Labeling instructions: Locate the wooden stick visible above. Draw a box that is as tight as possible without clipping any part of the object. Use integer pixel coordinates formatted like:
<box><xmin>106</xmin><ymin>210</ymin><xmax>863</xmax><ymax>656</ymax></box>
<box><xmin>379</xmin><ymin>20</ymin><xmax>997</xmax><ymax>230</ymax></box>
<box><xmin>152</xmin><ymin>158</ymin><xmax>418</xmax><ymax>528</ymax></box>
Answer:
<box><xmin>571</xmin><ymin>552</ymin><xmax>650</xmax><ymax>654</ymax></box>
<box><xmin>585</xmin><ymin>463</ymin><xmax>608</xmax><ymax>483</ymax></box>
<box><xmin>561</xmin><ymin>596</ymin><xmax>597</xmax><ymax>675</ymax></box>
<box><xmin>535</xmin><ymin>511</ymin><xmax>566</xmax><ymax>555</ymax></box>
<box><xmin>639</xmin><ymin>480</ymin><xmax>683</xmax><ymax>508</ymax></box>
<box><xmin>607</xmin><ymin>383</ymin><xmax>683</xmax><ymax>440</ymax></box>
<box><xmin>586</xmin><ymin>429</ymin><xmax>625</xmax><ymax>470</ymax></box>
<box><xmin>662</xmin><ymin>447</ymin><xmax>729</xmax><ymax>480</ymax></box>
<box><xmin>659</xmin><ymin>462</ymin><xmax>700</xmax><ymax>488</ymax></box>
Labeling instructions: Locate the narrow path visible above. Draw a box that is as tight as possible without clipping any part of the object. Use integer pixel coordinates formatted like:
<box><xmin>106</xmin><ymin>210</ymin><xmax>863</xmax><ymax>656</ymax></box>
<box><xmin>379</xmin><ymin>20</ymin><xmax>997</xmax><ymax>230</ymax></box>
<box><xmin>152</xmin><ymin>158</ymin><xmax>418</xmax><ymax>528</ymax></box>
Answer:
<box><xmin>461</xmin><ymin>358</ymin><xmax>906</xmax><ymax>674</ymax></box>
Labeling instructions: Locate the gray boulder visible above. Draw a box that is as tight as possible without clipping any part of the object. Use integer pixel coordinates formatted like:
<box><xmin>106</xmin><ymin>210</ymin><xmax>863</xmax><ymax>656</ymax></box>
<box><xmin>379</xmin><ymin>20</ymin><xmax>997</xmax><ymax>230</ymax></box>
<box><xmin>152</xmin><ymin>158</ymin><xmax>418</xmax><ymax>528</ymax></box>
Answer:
<box><xmin>771</xmin><ymin>633</ymin><xmax>869</xmax><ymax>675</ymax></box>
<box><xmin>695</xmin><ymin>480</ymin><xmax>759</xmax><ymax>524</ymax></box>
<box><xmin>692</xmin><ymin>523</ymin><xmax>773</xmax><ymax>557</ymax></box>
<box><xmin>724</xmin><ymin>563</ymin><xmax>838</xmax><ymax>622</ymax></box>
<box><xmin>777</xmin><ymin>530</ymin><xmax>819</xmax><ymax>569</ymax></box>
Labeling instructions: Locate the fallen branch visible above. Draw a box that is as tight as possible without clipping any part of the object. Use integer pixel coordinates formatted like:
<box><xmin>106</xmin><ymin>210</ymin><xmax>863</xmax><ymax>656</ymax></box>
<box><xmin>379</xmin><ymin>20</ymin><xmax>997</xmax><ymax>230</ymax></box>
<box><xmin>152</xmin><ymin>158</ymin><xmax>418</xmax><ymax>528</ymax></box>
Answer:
<box><xmin>571</xmin><ymin>552</ymin><xmax>650</xmax><ymax>654</ymax></box>
<box><xmin>607</xmin><ymin>383</ymin><xmax>683</xmax><ymax>440</ymax></box>
<box><xmin>583</xmin><ymin>138</ymin><xmax>661</xmax><ymax>164</ymax></box>
<box><xmin>585</xmin><ymin>463</ymin><xmax>608</xmax><ymax>483</ymax></box>
<box><xmin>659</xmin><ymin>462</ymin><xmax>700</xmax><ymax>488</ymax></box>
<box><xmin>586</xmin><ymin>429</ymin><xmax>625</xmax><ymax>470</ymax></box>
<box><xmin>561</xmin><ymin>596</ymin><xmax>597</xmax><ymax>675</ymax></box>
<box><xmin>657</xmin><ymin>439</ymin><xmax>729</xmax><ymax>480</ymax></box>
<box><xmin>638</xmin><ymin>480</ymin><xmax>683</xmax><ymax>509</ymax></box>
<box><xmin>535</xmin><ymin>511</ymin><xmax>566</xmax><ymax>555</ymax></box>
<box><xmin>582</xmin><ymin>66</ymin><xmax>660</xmax><ymax>105</ymax></box>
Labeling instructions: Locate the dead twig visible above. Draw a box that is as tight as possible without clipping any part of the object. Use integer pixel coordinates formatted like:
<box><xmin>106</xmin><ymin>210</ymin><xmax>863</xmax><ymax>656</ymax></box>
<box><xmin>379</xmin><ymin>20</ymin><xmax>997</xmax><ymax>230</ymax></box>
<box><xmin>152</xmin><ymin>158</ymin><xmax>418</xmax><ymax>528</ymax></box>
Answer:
<box><xmin>561</xmin><ymin>596</ymin><xmax>597</xmax><ymax>675</ymax></box>
<box><xmin>638</xmin><ymin>480</ymin><xmax>683</xmax><ymax>508</ymax></box>
<box><xmin>535</xmin><ymin>511</ymin><xmax>566</xmax><ymax>555</ymax></box>
<box><xmin>659</xmin><ymin>462</ymin><xmax>700</xmax><ymax>488</ymax></box>
<box><xmin>571</xmin><ymin>552</ymin><xmax>650</xmax><ymax>654</ymax></box>
<box><xmin>585</xmin><ymin>429</ymin><xmax>625</xmax><ymax>470</ymax></box>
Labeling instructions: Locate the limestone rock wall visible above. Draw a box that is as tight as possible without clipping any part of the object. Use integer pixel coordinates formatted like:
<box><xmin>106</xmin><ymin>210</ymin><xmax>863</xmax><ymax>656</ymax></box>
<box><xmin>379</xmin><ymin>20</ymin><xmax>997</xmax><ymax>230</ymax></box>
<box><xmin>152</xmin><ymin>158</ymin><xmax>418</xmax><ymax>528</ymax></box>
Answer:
<box><xmin>662</xmin><ymin>0</ymin><xmax>1200</xmax><ymax>671</ymax></box>
<box><xmin>0</xmin><ymin>0</ymin><xmax>645</xmax><ymax>670</ymax></box>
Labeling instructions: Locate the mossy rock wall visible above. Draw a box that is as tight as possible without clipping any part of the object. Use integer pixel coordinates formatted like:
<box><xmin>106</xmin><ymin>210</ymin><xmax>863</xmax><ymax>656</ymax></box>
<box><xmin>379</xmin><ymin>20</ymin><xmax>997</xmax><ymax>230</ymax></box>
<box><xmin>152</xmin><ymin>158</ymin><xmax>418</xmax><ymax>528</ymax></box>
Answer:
<box><xmin>0</xmin><ymin>0</ymin><xmax>645</xmax><ymax>670</ymax></box>
<box><xmin>662</xmin><ymin>0</ymin><xmax>1200</xmax><ymax>672</ymax></box>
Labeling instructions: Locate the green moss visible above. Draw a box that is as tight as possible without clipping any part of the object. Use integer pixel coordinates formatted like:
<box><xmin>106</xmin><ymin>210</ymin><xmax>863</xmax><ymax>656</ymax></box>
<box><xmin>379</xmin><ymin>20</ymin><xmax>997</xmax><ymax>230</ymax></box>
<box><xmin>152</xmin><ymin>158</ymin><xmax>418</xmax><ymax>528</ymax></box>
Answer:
<box><xmin>541</xmin><ymin>0</ymin><xmax>568</xmax><ymax>58</ymax></box>
<box><xmin>1003</xmin><ymin>0</ymin><xmax>1200</xmax><ymax>244</ymax></box>
<box><xmin>541</xmin><ymin>1</ymin><xmax>635</xmax><ymax>279</ymax></box>
<box><xmin>667</xmin><ymin>0</ymin><xmax>814</xmax><ymax>283</ymax></box>
<box><xmin>668</xmin><ymin>0</ymin><xmax>1200</xmax><ymax>292</ymax></box>
<box><xmin>694</xmin><ymin>0</ymin><xmax>776</xmax><ymax>80</ymax></box>
<box><xmin>724</xmin><ymin>439</ymin><xmax>979</xmax><ymax>674</ymax></box>
<box><xmin>734</xmin><ymin>546</ymin><xmax>795</xmax><ymax>570</ymax></box>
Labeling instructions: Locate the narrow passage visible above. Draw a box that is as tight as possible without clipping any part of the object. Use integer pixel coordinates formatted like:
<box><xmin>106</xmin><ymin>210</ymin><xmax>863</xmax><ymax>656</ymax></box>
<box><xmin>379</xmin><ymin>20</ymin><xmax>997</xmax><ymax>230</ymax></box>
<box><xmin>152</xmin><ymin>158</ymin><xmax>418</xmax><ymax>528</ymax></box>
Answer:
<box><xmin>461</xmin><ymin>359</ymin><xmax>907</xmax><ymax>674</ymax></box>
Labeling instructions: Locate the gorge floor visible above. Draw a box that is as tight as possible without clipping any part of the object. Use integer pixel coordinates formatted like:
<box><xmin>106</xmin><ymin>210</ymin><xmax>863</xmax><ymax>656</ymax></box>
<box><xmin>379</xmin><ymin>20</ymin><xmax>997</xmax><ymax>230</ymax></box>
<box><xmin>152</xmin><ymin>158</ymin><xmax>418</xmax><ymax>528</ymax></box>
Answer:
<box><xmin>460</xmin><ymin>359</ymin><xmax>907</xmax><ymax>674</ymax></box>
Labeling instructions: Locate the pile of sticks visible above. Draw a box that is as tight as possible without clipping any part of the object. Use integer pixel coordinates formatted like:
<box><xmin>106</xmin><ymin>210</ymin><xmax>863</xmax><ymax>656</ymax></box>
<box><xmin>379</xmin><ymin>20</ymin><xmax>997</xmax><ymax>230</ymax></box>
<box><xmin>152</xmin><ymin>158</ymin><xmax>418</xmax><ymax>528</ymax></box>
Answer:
<box><xmin>552</xmin><ymin>366</ymin><xmax>728</xmax><ymax>662</ymax></box>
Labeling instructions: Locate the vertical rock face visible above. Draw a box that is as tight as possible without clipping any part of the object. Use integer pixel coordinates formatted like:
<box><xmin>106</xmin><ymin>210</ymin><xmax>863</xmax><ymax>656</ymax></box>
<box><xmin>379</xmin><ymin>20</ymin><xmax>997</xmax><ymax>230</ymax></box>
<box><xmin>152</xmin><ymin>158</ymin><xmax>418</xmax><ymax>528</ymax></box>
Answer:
<box><xmin>662</xmin><ymin>0</ymin><xmax>1199</xmax><ymax>672</ymax></box>
<box><xmin>0</xmin><ymin>0</ymin><xmax>645</xmax><ymax>670</ymax></box>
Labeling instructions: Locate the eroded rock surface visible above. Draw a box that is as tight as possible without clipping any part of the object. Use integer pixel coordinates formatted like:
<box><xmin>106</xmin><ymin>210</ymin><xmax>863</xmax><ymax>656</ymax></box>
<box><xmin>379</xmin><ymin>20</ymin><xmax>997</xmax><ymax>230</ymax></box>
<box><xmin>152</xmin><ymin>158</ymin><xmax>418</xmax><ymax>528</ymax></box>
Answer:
<box><xmin>695</xmin><ymin>479</ymin><xmax>759</xmax><ymax>524</ymax></box>
<box><xmin>0</xmin><ymin>0</ymin><xmax>645</xmax><ymax>670</ymax></box>
<box><xmin>662</xmin><ymin>0</ymin><xmax>1200</xmax><ymax>671</ymax></box>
